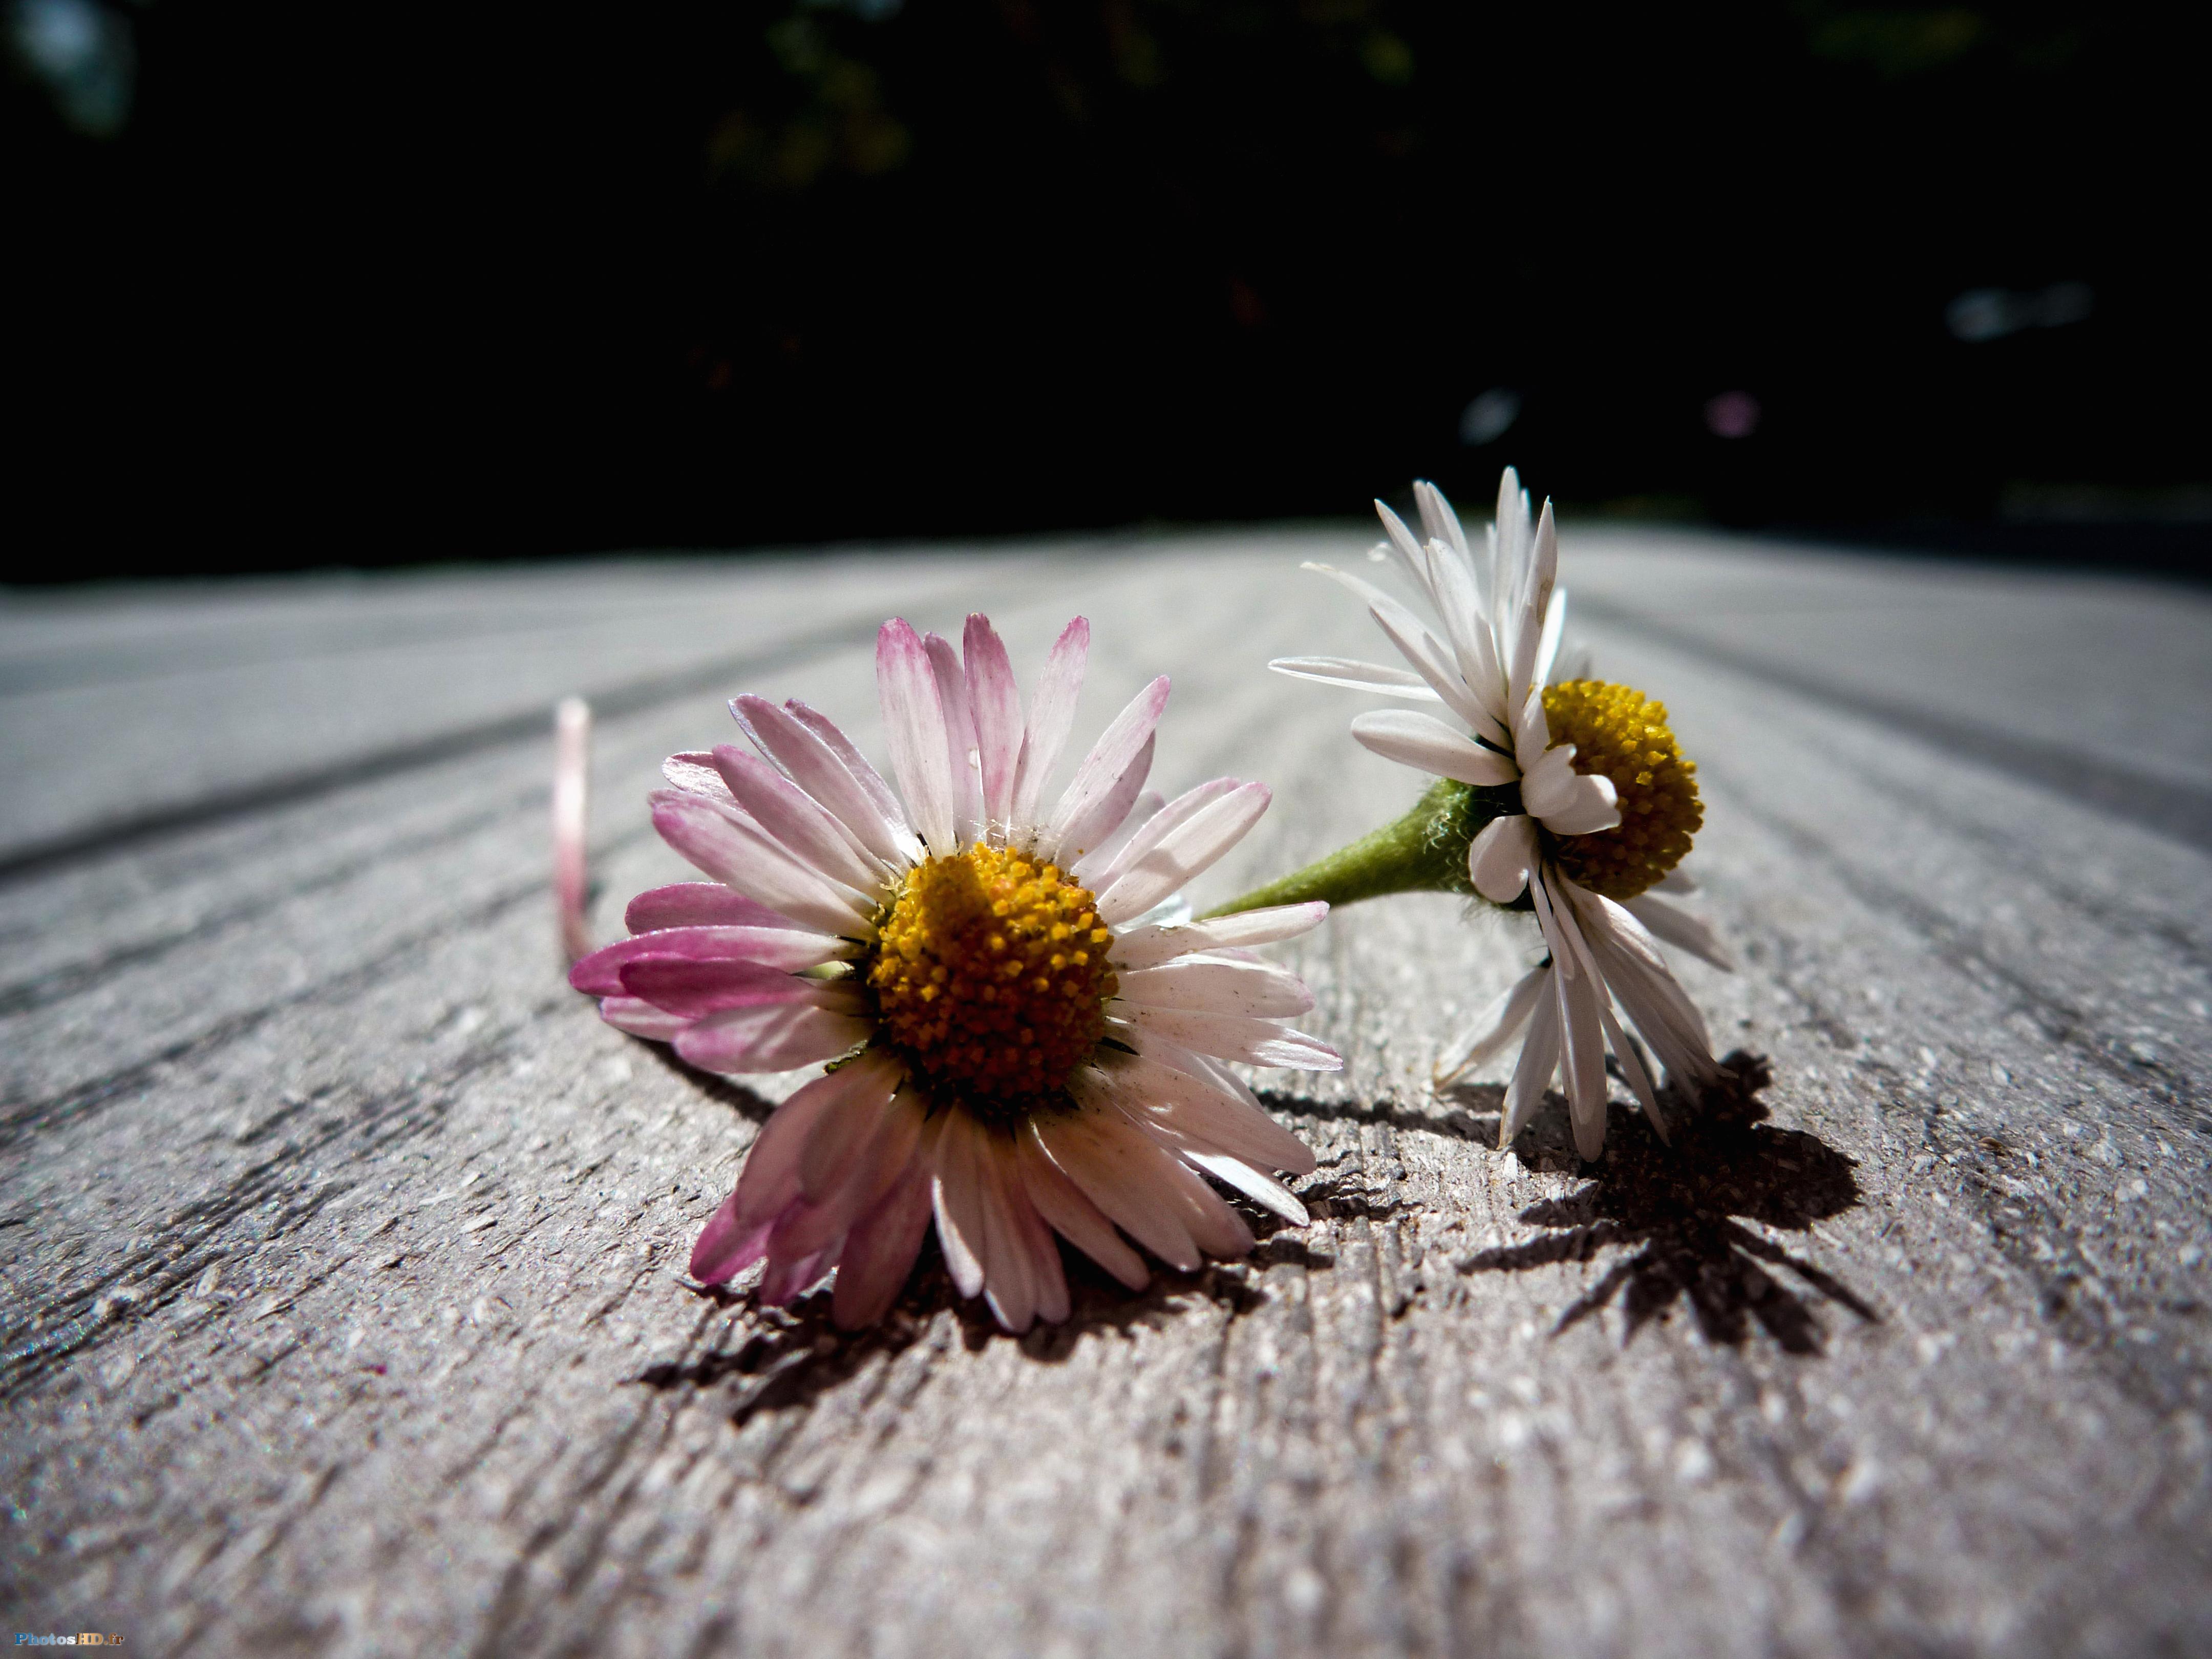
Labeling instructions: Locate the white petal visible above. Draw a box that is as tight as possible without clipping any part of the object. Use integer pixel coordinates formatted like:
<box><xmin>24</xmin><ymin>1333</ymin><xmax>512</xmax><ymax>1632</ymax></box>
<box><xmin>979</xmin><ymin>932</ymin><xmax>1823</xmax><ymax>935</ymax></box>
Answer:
<box><xmin>1108</xmin><ymin>901</ymin><xmax>1328</xmax><ymax>970</ymax></box>
<box><xmin>1115</xmin><ymin>1005</ymin><xmax>1339</xmax><ymax>1070</ymax></box>
<box><xmin>1537</xmin><ymin>773</ymin><xmax>1621</xmax><ymax>837</ymax></box>
<box><xmin>1084</xmin><ymin>778</ymin><xmax>1238</xmax><ymax>895</ymax></box>
<box><xmin>1373</xmin><ymin>499</ymin><xmax>1441</xmax><ymax>608</ymax></box>
<box><xmin>1434</xmin><ymin>963</ymin><xmax>1547</xmax><ymax>1087</ymax></box>
<box><xmin>1533</xmin><ymin>587</ymin><xmax>1567</xmax><ymax>689</ymax></box>
<box><xmin>1623</xmin><ymin>893</ymin><xmax>1735</xmax><ymax>971</ymax></box>
<box><xmin>1550</xmin><ymin>905</ymin><xmax>1611</xmax><ymax>1160</ymax></box>
<box><xmin>1091</xmin><ymin>1047</ymin><xmax>1315</xmax><ymax>1175</ymax></box>
<box><xmin>1116</xmin><ymin>955</ymin><xmax>1315</xmax><ymax>1018</ymax></box>
<box><xmin>1093</xmin><ymin>781</ymin><xmax>1271</xmax><ymax>926</ymax></box>
<box><xmin>1266</xmin><ymin>655</ymin><xmax>1444</xmax><ymax>701</ymax></box>
<box><xmin>1568</xmin><ymin>887</ymin><xmax>1723</xmax><ymax>1087</ymax></box>
<box><xmin>1069</xmin><ymin>788</ymin><xmax>1164</xmax><ymax>886</ymax></box>
<box><xmin>1467</xmin><ymin>813</ymin><xmax>1538</xmax><ymax>903</ymax></box>
<box><xmin>1303</xmin><ymin>563</ymin><xmax>1508</xmax><ymax>746</ymax></box>
<box><xmin>1413</xmin><ymin>478</ymin><xmax>1472</xmax><ymax>563</ymax></box>
<box><xmin>876</xmin><ymin>619</ymin><xmax>957</xmax><ymax>857</ymax></box>
<box><xmin>1350</xmin><ymin>710</ymin><xmax>1517</xmax><ymax>787</ymax></box>
<box><xmin>1596</xmin><ymin>994</ymin><xmax>1669</xmax><ymax>1145</ymax></box>
<box><xmin>1173</xmin><ymin>1144</ymin><xmax>1309</xmax><ymax>1226</ymax></box>
<box><xmin>929</xmin><ymin>1110</ymin><xmax>990</xmax><ymax>1299</ymax></box>
<box><xmin>1518</xmin><ymin>743</ymin><xmax>1581</xmax><ymax>818</ymax></box>
<box><xmin>1500</xmin><ymin>974</ymin><xmax>1561</xmax><ymax>1146</ymax></box>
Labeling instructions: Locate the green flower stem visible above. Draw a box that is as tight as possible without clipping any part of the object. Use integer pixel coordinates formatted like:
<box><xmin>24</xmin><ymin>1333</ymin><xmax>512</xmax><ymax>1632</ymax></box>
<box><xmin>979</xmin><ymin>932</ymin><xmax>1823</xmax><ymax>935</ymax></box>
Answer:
<box><xmin>1200</xmin><ymin>777</ymin><xmax>1520</xmax><ymax>919</ymax></box>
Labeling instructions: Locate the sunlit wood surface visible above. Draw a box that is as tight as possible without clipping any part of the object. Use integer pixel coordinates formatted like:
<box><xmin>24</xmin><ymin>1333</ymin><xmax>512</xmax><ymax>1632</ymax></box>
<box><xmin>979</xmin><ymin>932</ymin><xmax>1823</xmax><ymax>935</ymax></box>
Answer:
<box><xmin>4</xmin><ymin>529</ymin><xmax>2209</xmax><ymax>1657</ymax></box>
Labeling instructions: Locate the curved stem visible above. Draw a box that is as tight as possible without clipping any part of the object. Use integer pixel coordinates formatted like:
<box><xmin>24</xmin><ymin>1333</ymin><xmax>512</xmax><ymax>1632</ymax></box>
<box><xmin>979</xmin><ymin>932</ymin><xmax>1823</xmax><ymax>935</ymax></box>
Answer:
<box><xmin>1201</xmin><ymin>777</ymin><xmax>1518</xmax><ymax>919</ymax></box>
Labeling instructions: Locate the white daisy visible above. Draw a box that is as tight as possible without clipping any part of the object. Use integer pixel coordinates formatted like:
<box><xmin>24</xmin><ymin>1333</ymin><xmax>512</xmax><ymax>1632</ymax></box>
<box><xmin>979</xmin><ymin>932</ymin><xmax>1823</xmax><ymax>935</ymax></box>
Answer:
<box><xmin>1263</xmin><ymin>469</ymin><xmax>1733</xmax><ymax>1160</ymax></box>
<box><xmin>572</xmin><ymin>613</ymin><xmax>1338</xmax><ymax>1332</ymax></box>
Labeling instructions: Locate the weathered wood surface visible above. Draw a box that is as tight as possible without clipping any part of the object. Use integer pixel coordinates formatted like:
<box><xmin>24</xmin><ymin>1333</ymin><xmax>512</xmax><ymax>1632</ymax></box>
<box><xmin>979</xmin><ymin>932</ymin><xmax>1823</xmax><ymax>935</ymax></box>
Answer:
<box><xmin>3</xmin><ymin>531</ymin><xmax>2209</xmax><ymax>1657</ymax></box>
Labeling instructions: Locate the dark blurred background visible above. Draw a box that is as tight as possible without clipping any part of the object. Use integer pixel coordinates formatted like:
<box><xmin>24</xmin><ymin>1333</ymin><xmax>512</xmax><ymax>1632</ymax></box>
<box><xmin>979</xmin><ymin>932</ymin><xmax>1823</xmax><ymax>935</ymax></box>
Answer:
<box><xmin>8</xmin><ymin>0</ymin><xmax>2208</xmax><ymax>579</ymax></box>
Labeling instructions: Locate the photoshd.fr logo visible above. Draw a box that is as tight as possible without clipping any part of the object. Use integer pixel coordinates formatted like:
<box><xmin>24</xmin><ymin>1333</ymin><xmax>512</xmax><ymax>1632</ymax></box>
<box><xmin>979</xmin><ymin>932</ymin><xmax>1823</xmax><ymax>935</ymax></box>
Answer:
<box><xmin>12</xmin><ymin>1637</ymin><xmax>124</xmax><ymax>1647</ymax></box>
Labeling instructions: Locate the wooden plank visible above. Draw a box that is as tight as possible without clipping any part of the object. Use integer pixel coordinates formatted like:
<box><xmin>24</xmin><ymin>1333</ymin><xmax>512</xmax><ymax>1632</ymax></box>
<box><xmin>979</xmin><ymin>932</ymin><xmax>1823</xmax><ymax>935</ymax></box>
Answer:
<box><xmin>2</xmin><ymin>530</ymin><xmax>2208</xmax><ymax>1657</ymax></box>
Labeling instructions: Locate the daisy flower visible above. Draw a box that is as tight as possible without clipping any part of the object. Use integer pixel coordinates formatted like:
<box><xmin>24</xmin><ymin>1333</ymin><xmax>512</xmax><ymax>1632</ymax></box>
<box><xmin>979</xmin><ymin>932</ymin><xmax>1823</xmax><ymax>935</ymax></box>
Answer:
<box><xmin>570</xmin><ymin>614</ymin><xmax>1338</xmax><ymax>1332</ymax></box>
<box><xmin>1229</xmin><ymin>469</ymin><xmax>1732</xmax><ymax>1160</ymax></box>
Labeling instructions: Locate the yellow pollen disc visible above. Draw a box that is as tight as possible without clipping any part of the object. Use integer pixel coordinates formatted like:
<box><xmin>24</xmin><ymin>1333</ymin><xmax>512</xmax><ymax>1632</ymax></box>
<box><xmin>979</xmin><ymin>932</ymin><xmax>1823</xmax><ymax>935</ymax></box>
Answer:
<box><xmin>865</xmin><ymin>846</ymin><xmax>1117</xmax><ymax>1115</ymax></box>
<box><xmin>1539</xmin><ymin>679</ymin><xmax>1703</xmax><ymax>900</ymax></box>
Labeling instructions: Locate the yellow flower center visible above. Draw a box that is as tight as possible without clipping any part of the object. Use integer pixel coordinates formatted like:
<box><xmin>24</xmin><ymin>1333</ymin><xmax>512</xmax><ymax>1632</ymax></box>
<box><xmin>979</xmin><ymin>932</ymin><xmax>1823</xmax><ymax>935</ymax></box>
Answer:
<box><xmin>865</xmin><ymin>846</ymin><xmax>1118</xmax><ymax>1116</ymax></box>
<box><xmin>1539</xmin><ymin>679</ymin><xmax>1703</xmax><ymax>900</ymax></box>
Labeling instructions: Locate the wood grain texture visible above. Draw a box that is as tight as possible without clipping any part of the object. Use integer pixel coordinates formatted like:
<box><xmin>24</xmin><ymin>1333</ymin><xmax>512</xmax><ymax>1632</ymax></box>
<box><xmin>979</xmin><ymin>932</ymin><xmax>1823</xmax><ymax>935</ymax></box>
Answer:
<box><xmin>3</xmin><ymin>532</ymin><xmax>2208</xmax><ymax>1658</ymax></box>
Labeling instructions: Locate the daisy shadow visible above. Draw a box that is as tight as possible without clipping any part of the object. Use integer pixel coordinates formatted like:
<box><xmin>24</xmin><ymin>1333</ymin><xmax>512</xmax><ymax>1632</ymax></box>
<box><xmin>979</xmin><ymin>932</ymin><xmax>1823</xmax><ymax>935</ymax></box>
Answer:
<box><xmin>1457</xmin><ymin>1054</ymin><xmax>1879</xmax><ymax>1354</ymax></box>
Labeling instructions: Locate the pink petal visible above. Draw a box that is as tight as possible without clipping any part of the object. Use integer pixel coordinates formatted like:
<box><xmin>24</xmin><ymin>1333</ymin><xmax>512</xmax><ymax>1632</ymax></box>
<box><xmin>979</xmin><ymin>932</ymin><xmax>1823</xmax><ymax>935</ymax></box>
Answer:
<box><xmin>876</xmin><ymin>619</ymin><xmax>957</xmax><ymax>856</ymax></box>
<box><xmin>776</xmin><ymin>1088</ymin><xmax>928</xmax><ymax>1259</ymax></box>
<box><xmin>973</xmin><ymin>1131</ymin><xmax>1038</xmax><ymax>1332</ymax></box>
<box><xmin>598</xmin><ymin>995</ymin><xmax>690</xmax><ymax>1041</ymax></box>
<box><xmin>1034</xmin><ymin>1102</ymin><xmax>1201</xmax><ymax>1271</ymax></box>
<box><xmin>618</xmin><ymin>955</ymin><xmax>833</xmax><ymax>1017</ymax></box>
<box><xmin>831</xmin><ymin>1125</ymin><xmax>941</xmax><ymax>1330</ymax></box>
<box><xmin>733</xmin><ymin>695</ymin><xmax>911</xmax><ymax>868</ymax></box>
<box><xmin>786</xmin><ymin>698</ymin><xmax>923</xmax><ymax>859</ymax></box>
<box><xmin>694</xmin><ymin>1053</ymin><xmax>902</xmax><ymax>1283</ymax></box>
<box><xmin>650</xmin><ymin>790</ymin><xmax>875</xmax><ymax>937</ymax></box>
<box><xmin>1000</xmin><ymin>1141</ymin><xmax>1070</xmax><ymax>1325</ymax></box>
<box><xmin>924</xmin><ymin>631</ymin><xmax>985</xmax><ymax>844</ymax></box>
<box><xmin>1015</xmin><ymin>1121</ymin><xmax>1148</xmax><ymax>1291</ymax></box>
<box><xmin>624</xmin><ymin>883</ymin><xmax>796</xmax><ymax>933</ymax></box>
<box><xmin>795</xmin><ymin>1051</ymin><xmax>908</xmax><ymax>1199</ymax></box>
<box><xmin>1092</xmin><ymin>781</ymin><xmax>1271</xmax><ymax>926</ymax></box>
<box><xmin>963</xmin><ymin>614</ymin><xmax>1025</xmax><ymax>834</ymax></box>
<box><xmin>662</xmin><ymin>751</ymin><xmax>738</xmax><ymax>804</ymax></box>
<box><xmin>672</xmin><ymin>1002</ymin><xmax>873</xmax><ymax>1073</ymax></box>
<box><xmin>570</xmin><ymin>925</ymin><xmax>847</xmax><ymax>995</ymax></box>
<box><xmin>689</xmin><ymin>1190</ymin><xmax>783</xmax><ymax>1284</ymax></box>
<box><xmin>1044</xmin><ymin>675</ymin><xmax>1169</xmax><ymax>853</ymax></box>
<box><xmin>1048</xmin><ymin>732</ymin><xmax>1155</xmax><ymax>868</ymax></box>
<box><xmin>1160</xmin><ymin>1138</ymin><xmax>1308</xmax><ymax>1226</ymax></box>
<box><xmin>711</xmin><ymin>744</ymin><xmax>889</xmax><ymax>892</ymax></box>
<box><xmin>758</xmin><ymin>1238</ymin><xmax>836</xmax><ymax>1307</ymax></box>
<box><xmin>1010</xmin><ymin>616</ymin><xmax>1090</xmax><ymax>833</ymax></box>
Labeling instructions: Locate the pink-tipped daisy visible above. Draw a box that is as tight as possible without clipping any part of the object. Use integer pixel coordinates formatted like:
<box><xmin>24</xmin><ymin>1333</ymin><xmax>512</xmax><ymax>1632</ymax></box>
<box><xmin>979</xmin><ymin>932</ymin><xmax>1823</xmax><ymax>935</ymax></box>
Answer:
<box><xmin>571</xmin><ymin>614</ymin><xmax>1339</xmax><ymax>1332</ymax></box>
